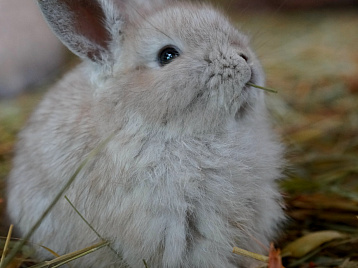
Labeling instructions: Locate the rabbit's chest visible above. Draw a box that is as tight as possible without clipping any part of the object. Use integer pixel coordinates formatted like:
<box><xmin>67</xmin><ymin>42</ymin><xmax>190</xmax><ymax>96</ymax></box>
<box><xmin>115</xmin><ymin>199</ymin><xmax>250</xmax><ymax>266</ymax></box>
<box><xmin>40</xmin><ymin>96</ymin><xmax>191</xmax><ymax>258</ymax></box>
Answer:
<box><xmin>94</xmin><ymin>136</ymin><xmax>246</xmax><ymax>204</ymax></box>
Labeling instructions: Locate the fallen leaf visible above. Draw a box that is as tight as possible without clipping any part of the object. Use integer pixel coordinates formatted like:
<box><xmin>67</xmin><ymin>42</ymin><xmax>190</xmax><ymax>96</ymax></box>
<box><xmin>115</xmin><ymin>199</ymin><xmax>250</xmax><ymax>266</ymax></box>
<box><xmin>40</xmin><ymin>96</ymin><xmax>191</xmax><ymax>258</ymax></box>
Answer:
<box><xmin>282</xmin><ymin>230</ymin><xmax>347</xmax><ymax>258</ymax></box>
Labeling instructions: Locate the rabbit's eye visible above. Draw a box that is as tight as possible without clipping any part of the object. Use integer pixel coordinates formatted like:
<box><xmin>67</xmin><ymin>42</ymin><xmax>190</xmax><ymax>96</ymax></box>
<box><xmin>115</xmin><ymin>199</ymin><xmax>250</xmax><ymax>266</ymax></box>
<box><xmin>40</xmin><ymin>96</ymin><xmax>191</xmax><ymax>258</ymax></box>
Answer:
<box><xmin>158</xmin><ymin>46</ymin><xmax>180</xmax><ymax>66</ymax></box>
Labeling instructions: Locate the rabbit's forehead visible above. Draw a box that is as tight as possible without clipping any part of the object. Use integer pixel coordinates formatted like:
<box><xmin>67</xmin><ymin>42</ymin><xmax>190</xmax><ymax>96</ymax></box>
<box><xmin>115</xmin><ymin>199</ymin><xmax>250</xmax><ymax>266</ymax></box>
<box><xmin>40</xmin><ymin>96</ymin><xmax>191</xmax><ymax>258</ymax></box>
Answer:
<box><xmin>134</xmin><ymin>5</ymin><xmax>248</xmax><ymax>50</ymax></box>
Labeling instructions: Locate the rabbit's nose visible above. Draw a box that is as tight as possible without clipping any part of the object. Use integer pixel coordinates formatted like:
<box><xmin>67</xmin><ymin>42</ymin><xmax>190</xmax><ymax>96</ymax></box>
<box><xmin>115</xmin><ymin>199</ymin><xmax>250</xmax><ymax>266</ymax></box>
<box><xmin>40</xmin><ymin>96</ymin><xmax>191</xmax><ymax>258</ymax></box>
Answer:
<box><xmin>230</xmin><ymin>53</ymin><xmax>252</xmax><ymax>82</ymax></box>
<box><xmin>238</xmin><ymin>53</ymin><xmax>249</xmax><ymax>62</ymax></box>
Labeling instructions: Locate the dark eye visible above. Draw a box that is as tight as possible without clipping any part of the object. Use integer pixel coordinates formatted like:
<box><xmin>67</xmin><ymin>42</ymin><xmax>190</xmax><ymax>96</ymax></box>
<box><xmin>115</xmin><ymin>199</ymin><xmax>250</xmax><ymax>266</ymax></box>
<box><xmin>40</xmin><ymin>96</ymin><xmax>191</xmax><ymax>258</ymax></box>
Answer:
<box><xmin>158</xmin><ymin>46</ymin><xmax>180</xmax><ymax>66</ymax></box>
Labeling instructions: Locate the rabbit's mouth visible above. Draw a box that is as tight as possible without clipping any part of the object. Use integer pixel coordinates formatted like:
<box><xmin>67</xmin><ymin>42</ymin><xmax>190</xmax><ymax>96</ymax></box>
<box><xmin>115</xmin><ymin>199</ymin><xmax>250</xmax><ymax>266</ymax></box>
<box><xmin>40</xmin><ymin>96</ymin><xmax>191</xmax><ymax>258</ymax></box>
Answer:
<box><xmin>242</xmin><ymin>63</ymin><xmax>265</xmax><ymax>96</ymax></box>
<box><xmin>230</xmin><ymin>67</ymin><xmax>264</xmax><ymax>118</ymax></box>
<box><xmin>198</xmin><ymin>63</ymin><xmax>258</xmax><ymax>116</ymax></box>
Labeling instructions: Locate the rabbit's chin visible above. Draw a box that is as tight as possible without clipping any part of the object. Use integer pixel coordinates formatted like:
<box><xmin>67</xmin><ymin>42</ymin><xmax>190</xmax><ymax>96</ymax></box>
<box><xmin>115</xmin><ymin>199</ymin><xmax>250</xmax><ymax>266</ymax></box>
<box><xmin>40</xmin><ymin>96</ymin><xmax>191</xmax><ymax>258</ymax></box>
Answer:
<box><xmin>160</xmin><ymin>92</ymin><xmax>264</xmax><ymax>137</ymax></box>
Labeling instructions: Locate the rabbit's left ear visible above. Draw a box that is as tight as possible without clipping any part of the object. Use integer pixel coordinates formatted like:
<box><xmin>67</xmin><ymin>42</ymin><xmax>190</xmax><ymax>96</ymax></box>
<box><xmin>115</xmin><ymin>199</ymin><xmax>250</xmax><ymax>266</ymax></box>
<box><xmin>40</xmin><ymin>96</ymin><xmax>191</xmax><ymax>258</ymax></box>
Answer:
<box><xmin>37</xmin><ymin>0</ymin><xmax>123</xmax><ymax>63</ymax></box>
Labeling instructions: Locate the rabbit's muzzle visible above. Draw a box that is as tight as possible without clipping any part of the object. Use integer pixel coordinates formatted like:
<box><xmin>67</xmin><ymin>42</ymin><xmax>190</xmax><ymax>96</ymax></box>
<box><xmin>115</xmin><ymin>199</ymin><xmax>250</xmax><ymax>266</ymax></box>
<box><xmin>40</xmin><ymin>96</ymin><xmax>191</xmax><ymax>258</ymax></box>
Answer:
<box><xmin>204</xmin><ymin>50</ymin><xmax>252</xmax><ymax>91</ymax></box>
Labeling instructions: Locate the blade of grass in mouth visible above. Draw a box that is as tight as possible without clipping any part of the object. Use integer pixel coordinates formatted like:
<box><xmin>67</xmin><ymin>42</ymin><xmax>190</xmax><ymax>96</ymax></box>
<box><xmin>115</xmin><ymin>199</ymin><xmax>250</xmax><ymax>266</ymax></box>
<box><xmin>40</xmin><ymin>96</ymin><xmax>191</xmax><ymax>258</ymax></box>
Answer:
<box><xmin>247</xmin><ymin>82</ymin><xmax>278</xmax><ymax>94</ymax></box>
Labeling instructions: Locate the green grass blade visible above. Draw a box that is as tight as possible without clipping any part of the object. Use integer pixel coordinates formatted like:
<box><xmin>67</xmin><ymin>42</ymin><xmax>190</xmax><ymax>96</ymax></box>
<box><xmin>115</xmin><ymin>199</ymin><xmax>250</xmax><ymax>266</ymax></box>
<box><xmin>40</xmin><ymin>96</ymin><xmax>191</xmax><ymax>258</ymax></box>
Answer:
<box><xmin>247</xmin><ymin>82</ymin><xmax>278</xmax><ymax>93</ymax></box>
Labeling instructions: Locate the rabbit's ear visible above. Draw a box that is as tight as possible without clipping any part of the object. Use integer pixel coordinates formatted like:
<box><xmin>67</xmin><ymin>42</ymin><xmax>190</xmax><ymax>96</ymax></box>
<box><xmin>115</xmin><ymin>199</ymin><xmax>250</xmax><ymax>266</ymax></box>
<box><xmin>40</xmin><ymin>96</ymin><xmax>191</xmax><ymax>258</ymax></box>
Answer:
<box><xmin>37</xmin><ymin>0</ymin><xmax>123</xmax><ymax>63</ymax></box>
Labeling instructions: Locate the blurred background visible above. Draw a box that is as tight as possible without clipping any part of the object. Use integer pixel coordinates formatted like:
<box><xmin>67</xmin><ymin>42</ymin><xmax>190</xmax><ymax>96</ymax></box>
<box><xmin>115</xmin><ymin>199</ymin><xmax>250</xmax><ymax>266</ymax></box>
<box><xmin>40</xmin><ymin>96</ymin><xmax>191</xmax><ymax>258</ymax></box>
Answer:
<box><xmin>0</xmin><ymin>0</ymin><xmax>357</xmax><ymax>267</ymax></box>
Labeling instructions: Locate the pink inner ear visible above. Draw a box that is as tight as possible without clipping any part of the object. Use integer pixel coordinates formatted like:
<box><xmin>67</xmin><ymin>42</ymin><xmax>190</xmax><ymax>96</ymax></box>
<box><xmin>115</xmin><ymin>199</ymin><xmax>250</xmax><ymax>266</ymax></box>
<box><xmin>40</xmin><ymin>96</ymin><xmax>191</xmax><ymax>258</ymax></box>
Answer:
<box><xmin>62</xmin><ymin>0</ymin><xmax>110</xmax><ymax>61</ymax></box>
<box><xmin>73</xmin><ymin>3</ymin><xmax>109</xmax><ymax>50</ymax></box>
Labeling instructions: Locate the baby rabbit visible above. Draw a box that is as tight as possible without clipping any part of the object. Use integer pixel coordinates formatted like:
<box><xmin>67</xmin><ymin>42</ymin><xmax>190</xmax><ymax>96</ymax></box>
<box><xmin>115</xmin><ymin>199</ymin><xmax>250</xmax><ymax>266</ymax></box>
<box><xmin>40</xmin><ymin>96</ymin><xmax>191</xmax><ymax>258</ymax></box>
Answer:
<box><xmin>7</xmin><ymin>0</ymin><xmax>285</xmax><ymax>267</ymax></box>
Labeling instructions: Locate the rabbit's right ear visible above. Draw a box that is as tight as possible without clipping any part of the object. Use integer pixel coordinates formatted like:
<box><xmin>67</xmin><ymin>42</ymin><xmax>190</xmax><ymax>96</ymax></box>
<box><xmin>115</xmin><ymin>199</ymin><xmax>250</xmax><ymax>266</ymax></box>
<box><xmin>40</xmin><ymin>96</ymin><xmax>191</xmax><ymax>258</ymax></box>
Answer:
<box><xmin>37</xmin><ymin>0</ymin><xmax>123</xmax><ymax>64</ymax></box>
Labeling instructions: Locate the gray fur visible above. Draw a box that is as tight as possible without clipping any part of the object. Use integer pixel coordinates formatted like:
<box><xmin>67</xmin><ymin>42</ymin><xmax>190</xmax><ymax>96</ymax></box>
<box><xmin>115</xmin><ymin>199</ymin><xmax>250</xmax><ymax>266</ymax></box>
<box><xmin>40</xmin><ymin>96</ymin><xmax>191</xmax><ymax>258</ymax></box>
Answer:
<box><xmin>7</xmin><ymin>1</ymin><xmax>285</xmax><ymax>267</ymax></box>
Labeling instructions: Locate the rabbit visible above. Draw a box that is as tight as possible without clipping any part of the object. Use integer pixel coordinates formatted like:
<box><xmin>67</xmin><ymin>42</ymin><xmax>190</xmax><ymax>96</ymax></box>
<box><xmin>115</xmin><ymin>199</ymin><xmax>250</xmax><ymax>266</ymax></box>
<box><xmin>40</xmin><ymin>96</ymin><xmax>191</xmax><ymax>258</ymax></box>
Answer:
<box><xmin>7</xmin><ymin>0</ymin><xmax>285</xmax><ymax>267</ymax></box>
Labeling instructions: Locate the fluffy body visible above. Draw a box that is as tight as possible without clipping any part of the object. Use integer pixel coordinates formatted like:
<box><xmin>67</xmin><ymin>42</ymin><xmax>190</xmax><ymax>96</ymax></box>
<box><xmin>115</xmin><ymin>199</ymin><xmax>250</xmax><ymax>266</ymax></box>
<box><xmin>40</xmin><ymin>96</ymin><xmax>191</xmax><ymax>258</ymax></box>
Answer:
<box><xmin>7</xmin><ymin>1</ymin><xmax>284</xmax><ymax>267</ymax></box>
